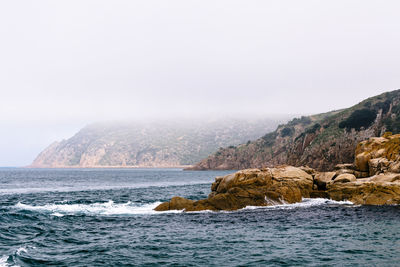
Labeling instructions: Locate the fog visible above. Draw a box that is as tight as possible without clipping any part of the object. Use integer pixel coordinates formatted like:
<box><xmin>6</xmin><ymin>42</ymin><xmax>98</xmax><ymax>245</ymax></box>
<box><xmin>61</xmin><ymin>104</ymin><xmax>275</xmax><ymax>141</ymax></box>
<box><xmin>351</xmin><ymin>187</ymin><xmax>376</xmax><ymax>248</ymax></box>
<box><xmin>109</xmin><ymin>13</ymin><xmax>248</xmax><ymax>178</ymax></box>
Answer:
<box><xmin>1</xmin><ymin>0</ymin><xmax>400</xmax><ymax>166</ymax></box>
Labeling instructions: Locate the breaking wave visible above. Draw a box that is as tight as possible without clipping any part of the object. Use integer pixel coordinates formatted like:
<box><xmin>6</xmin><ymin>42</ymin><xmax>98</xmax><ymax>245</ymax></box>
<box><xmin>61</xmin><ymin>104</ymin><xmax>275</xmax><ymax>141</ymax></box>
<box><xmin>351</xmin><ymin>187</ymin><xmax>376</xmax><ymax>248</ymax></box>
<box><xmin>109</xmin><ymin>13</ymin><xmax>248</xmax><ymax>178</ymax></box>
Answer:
<box><xmin>15</xmin><ymin>198</ymin><xmax>354</xmax><ymax>216</ymax></box>
<box><xmin>0</xmin><ymin>246</ymin><xmax>30</xmax><ymax>267</ymax></box>
<box><xmin>15</xmin><ymin>201</ymin><xmax>182</xmax><ymax>216</ymax></box>
<box><xmin>243</xmin><ymin>198</ymin><xmax>354</xmax><ymax>210</ymax></box>
<box><xmin>0</xmin><ymin>256</ymin><xmax>10</xmax><ymax>267</ymax></box>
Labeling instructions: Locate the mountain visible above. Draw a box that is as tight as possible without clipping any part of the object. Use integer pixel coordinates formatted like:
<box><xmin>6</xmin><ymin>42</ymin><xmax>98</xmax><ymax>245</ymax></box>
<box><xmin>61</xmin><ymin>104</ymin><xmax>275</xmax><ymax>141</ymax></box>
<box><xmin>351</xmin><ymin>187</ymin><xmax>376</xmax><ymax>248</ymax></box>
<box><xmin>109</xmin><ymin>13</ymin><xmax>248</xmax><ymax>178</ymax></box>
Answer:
<box><xmin>30</xmin><ymin>118</ymin><xmax>284</xmax><ymax>168</ymax></box>
<box><xmin>189</xmin><ymin>89</ymin><xmax>400</xmax><ymax>171</ymax></box>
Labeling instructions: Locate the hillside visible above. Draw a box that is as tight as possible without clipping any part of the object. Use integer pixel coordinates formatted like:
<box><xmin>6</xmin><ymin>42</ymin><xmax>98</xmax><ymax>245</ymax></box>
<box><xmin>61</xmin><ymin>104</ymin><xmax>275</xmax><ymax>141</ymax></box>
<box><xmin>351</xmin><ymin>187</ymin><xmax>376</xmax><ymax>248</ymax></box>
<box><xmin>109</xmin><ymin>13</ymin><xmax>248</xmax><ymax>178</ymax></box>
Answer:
<box><xmin>189</xmin><ymin>89</ymin><xmax>400</xmax><ymax>171</ymax></box>
<box><xmin>30</xmin><ymin>118</ymin><xmax>283</xmax><ymax>168</ymax></box>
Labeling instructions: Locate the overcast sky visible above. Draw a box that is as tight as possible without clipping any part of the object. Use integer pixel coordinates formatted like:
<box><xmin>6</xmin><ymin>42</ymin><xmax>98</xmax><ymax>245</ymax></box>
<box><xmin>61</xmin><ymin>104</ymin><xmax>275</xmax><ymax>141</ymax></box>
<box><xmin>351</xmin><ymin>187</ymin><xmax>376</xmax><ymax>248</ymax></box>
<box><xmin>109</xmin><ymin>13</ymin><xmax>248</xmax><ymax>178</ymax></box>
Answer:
<box><xmin>1</xmin><ymin>0</ymin><xmax>400</xmax><ymax>166</ymax></box>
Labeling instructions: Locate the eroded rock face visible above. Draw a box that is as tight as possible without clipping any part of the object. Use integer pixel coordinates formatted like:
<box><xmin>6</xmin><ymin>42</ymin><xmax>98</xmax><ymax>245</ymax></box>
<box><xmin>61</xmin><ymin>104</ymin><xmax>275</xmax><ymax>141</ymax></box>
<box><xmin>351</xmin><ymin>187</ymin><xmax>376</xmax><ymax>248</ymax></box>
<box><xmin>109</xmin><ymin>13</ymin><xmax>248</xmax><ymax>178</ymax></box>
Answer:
<box><xmin>328</xmin><ymin>173</ymin><xmax>400</xmax><ymax>205</ymax></box>
<box><xmin>154</xmin><ymin>166</ymin><xmax>313</xmax><ymax>211</ymax></box>
<box><xmin>354</xmin><ymin>133</ymin><xmax>400</xmax><ymax>177</ymax></box>
<box><xmin>155</xmin><ymin>133</ymin><xmax>400</xmax><ymax>211</ymax></box>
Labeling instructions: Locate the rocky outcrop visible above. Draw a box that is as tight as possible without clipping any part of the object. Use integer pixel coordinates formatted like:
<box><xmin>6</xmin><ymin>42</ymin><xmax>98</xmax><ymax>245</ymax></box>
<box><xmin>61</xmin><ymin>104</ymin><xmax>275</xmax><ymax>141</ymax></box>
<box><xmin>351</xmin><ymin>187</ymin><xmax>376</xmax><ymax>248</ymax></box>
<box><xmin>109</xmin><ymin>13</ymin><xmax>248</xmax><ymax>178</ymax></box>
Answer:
<box><xmin>155</xmin><ymin>166</ymin><xmax>313</xmax><ymax>211</ymax></box>
<box><xmin>156</xmin><ymin>133</ymin><xmax>400</xmax><ymax>211</ymax></box>
<box><xmin>354</xmin><ymin>133</ymin><xmax>400</xmax><ymax>176</ymax></box>
<box><xmin>189</xmin><ymin>89</ymin><xmax>400</xmax><ymax>171</ymax></box>
<box><xmin>328</xmin><ymin>173</ymin><xmax>400</xmax><ymax>205</ymax></box>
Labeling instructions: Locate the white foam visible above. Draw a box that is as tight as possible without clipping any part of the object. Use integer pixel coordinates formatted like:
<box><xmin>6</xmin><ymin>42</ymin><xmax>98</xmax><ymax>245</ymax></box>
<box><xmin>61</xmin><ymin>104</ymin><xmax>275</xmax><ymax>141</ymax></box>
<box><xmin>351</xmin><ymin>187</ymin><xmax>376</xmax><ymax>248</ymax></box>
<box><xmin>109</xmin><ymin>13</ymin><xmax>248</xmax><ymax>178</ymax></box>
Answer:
<box><xmin>15</xmin><ymin>201</ymin><xmax>183</xmax><ymax>216</ymax></box>
<box><xmin>243</xmin><ymin>198</ymin><xmax>354</xmax><ymax>211</ymax></box>
<box><xmin>0</xmin><ymin>256</ymin><xmax>8</xmax><ymax>267</ymax></box>
<box><xmin>0</xmin><ymin>255</ymin><xmax>20</xmax><ymax>267</ymax></box>
<box><xmin>15</xmin><ymin>248</ymin><xmax>26</xmax><ymax>256</ymax></box>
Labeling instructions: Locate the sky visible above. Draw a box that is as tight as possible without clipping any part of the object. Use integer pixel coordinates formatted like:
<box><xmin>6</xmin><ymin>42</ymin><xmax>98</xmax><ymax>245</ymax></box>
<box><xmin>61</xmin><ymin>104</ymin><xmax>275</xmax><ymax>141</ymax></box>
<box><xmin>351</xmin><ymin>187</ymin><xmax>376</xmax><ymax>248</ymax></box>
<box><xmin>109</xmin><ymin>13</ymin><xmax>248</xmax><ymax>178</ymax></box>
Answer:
<box><xmin>1</xmin><ymin>0</ymin><xmax>400</xmax><ymax>166</ymax></box>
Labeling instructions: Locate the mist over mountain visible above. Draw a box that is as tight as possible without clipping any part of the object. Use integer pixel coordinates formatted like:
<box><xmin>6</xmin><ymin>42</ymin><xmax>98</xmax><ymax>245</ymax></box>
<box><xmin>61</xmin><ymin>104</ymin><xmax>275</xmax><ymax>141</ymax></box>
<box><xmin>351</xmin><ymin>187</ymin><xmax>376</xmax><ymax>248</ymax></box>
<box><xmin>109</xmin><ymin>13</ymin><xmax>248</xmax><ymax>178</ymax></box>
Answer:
<box><xmin>31</xmin><ymin>117</ymin><xmax>286</xmax><ymax>168</ymax></box>
<box><xmin>190</xmin><ymin>89</ymin><xmax>400</xmax><ymax>171</ymax></box>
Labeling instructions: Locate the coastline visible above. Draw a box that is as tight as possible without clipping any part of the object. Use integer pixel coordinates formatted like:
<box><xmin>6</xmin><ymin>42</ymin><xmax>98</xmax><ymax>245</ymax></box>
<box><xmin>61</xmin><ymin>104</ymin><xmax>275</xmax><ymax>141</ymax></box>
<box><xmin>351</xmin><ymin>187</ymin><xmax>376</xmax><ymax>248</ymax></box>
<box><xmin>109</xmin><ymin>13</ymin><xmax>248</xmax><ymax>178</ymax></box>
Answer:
<box><xmin>24</xmin><ymin>165</ymin><xmax>194</xmax><ymax>169</ymax></box>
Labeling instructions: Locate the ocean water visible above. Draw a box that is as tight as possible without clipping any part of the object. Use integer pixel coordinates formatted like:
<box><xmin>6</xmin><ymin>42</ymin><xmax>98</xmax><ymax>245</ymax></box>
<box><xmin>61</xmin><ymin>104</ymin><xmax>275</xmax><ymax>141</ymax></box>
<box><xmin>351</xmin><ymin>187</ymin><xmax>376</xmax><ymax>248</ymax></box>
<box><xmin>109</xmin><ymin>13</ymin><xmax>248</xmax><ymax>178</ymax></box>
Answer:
<box><xmin>1</xmin><ymin>168</ymin><xmax>400</xmax><ymax>266</ymax></box>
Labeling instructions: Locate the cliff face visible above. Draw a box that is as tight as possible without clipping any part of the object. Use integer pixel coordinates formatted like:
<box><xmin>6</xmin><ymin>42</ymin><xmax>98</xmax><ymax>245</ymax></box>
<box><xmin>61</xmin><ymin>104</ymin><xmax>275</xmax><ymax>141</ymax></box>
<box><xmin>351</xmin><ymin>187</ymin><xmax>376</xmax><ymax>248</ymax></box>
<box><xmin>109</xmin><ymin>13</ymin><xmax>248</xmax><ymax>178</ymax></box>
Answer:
<box><xmin>30</xmin><ymin>118</ymin><xmax>282</xmax><ymax>168</ymax></box>
<box><xmin>190</xmin><ymin>90</ymin><xmax>400</xmax><ymax>171</ymax></box>
<box><xmin>156</xmin><ymin>133</ymin><xmax>400</xmax><ymax>212</ymax></box>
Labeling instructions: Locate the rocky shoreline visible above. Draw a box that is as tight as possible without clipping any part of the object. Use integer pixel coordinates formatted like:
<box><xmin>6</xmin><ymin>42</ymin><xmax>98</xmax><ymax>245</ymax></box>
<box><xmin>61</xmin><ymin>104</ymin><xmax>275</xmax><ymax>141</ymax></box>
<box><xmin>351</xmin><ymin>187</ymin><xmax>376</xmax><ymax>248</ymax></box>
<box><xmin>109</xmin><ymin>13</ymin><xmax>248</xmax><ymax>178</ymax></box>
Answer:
<box><xmin>155</xmin><ymin>133</ymin><xmax>400</xmax><ymax>211</ymax></box>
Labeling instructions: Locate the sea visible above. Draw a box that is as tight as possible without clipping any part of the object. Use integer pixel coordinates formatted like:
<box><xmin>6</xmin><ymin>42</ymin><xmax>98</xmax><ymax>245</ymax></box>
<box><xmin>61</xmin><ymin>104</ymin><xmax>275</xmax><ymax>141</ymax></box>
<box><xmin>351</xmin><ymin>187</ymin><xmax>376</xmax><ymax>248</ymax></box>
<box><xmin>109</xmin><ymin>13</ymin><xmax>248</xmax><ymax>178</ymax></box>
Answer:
<box><xmin>0</xmin><ymin>168</ymin><xmax>399</xmax><ymax>266</ymax></box>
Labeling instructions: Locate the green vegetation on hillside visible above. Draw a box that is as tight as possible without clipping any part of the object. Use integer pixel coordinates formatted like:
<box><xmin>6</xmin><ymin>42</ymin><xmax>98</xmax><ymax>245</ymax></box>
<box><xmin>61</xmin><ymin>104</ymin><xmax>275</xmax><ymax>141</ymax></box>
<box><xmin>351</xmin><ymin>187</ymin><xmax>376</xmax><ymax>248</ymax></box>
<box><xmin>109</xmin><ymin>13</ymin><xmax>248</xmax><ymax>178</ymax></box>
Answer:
<box><xmin>191</xmin><ymin>89</ymin><xmax>400</xmax><ymax>171</ymax></box>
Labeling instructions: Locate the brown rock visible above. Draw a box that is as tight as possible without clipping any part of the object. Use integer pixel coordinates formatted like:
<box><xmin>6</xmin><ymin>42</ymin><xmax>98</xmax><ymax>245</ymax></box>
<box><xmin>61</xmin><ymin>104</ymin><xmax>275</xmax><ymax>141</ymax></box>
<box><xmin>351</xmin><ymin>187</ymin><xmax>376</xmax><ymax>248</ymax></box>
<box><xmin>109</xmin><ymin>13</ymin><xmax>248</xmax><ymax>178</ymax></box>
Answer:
<box><xmin>155</xmin><ymin>133</ymin><xmax>400</xmax><ymax>211</ymax></box>
<box><xmin>314</xmin><ymin>172</ymin><xmax>336</xmax><ymax>190</ymax></box>
<box><xmin>389</xmin><ymin>161</ymin><xmax>400</xmax><ymax>173</ymax></box>
<box><xmin>368</xmin><ymin>158</ymin><xmax>390</xmax><ymax>176</ymax></box>
<box><xmin>155</xmin><ymin>166</ymin><xmax>313</xmax><ymax>212</ymax></box>
<box><xmin>334</xmin><ymin>164</ymin><xmax>355</xmax><ymax>170</ymax></box>
<box><xmin>155</xmin><ymin>196</ymin><xmax>196</xmax><ymax>211</ymax></box>
<box><xmin>299</xmin><ymin>166</ymin><xmax>316</xmax><ymax>176</ymax></box>
<box><xmin>354</xmin><ymin>171</ymin><xmax>369</xmax><ymax>178</ymax></box>
<box><xmin>154</xmin><ymin>202</ymin><xmax>170</xmax><ymax>211</ymax></box>
<box><xmin>355</xmin><ymin>152</ymin><xmax>371</xmax><ymax>172</ymax></box>
<box><xmin>333</xmin><ymin>174</ymin><xmax>356</xmax><ymax>184</ymax></box>
<box><xmin>335</xmin><ymin>169</ymin><xmax>355</xmax><ymax>176</ymax></box>
<box><xmin>328</xmin><ymin>174</ymin><xmax>400</xmax><ymax>205</ymax></box>
<box><xmin>310</xmin><ymin>190</ymin><xmax>329</xmax><ymax>199</ymax></box>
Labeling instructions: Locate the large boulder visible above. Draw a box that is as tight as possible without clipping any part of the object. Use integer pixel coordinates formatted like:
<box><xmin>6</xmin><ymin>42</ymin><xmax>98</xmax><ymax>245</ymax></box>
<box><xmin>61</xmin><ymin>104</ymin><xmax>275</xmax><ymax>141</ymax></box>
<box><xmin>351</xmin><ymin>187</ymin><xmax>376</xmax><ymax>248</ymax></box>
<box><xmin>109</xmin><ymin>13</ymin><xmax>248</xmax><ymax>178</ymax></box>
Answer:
<box><xmin>155</xmin><ymin>166</ymin><xmax>313</xmax><ymax>211</ymax></box>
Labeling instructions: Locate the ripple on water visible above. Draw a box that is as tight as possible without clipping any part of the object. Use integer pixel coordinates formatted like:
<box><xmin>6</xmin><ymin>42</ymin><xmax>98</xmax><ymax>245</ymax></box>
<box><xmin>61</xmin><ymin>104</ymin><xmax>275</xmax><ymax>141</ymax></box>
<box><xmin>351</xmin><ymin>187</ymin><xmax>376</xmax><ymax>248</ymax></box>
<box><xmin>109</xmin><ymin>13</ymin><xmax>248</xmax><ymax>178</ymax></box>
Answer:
<box><xmin>1</xmin><ymin>169</ymin><xmax>400</xmax><ymax>266</ymax></box>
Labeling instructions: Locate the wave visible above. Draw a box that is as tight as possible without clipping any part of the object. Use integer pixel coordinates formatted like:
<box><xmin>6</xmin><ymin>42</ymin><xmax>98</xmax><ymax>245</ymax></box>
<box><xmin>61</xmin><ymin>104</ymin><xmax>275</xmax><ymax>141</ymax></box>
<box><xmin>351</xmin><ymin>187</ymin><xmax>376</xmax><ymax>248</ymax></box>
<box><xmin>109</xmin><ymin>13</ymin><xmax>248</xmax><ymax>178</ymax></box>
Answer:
<box><xmin>14</xmin><ymin>201</ymin><xmax>183</xmax><ymax>216</ymax></box>
<box><xmin>0</xmin><ymin>246</ymin><xmax>29</xmax><ymax>267</ymax></box>
<box><xmin>14</xmin><ymin>198</ymin><xmax>354</xmax><ymax>216</ymax></box>
<box><xmin>0</xmin><ymin>256</ymin><xmax>9</xmax><ymax>267</ymax></box>
<box><xmin>1</xmin><ymin>181</ymin><xmax>211</xmax><ymax>195</ymax></box>
<box><xmin>242</xmin><ymin>198</ymin><xmax>354</xmax><ymax>211</ymax></box>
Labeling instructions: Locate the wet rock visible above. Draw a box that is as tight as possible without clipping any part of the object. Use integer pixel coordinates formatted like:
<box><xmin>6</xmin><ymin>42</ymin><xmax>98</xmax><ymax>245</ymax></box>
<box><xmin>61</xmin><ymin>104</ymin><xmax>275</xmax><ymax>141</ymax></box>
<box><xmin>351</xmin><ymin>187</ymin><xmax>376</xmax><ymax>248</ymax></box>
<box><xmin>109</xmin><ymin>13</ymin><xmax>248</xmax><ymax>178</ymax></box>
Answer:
<box><xmin>154</xmin><ymin>196</ymin><xmax>195</xmax><ymax>211</ymax></box>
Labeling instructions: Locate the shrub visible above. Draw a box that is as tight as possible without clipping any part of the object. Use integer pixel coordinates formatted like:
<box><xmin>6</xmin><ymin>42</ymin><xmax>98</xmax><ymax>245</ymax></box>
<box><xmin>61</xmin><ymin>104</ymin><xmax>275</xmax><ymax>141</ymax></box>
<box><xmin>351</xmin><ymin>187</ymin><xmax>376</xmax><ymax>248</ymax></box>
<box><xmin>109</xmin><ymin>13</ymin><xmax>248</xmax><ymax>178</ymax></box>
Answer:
<box><xmin>339</xmin><ymin>109</ymin><xmax>376</xmax><ymax>131</ymax></box>
<box><xmin>280</xmin><ymin>127</ymin><xmax>294</xmax><ymax>137</ymax></box>
<box><xmin>375</xmin><ymin>100</ymin><xmax>391</xmax><ymax>114</ymax></box>
<box><xmin>262</xmin><ymin>132</ymin><xmax>278</xmax><ymax>146</ymax></box>
<box><xmin>287</xmin><ymin>116</ymin><xmax>312</xmax><ymax>126</ymax></box>
<box><xmin>305</xmin><ymin>123</ymin><xmax>321</xmax><ymax>134</ymax></box>
<box><xmin>384</xmin><ymin>116</ymin><xmax>400</xmax><ymax>133</ymax></box>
